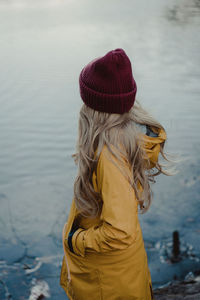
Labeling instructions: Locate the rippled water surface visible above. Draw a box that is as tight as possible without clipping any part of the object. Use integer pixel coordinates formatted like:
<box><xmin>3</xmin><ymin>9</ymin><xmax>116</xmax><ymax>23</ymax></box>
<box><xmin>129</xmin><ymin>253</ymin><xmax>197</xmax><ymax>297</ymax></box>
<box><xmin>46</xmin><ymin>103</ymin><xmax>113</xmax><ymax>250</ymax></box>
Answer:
<box><xmin>0</xmin><ymin>0</ymin><xmax>200</xmax><ymax>298</ymax></box>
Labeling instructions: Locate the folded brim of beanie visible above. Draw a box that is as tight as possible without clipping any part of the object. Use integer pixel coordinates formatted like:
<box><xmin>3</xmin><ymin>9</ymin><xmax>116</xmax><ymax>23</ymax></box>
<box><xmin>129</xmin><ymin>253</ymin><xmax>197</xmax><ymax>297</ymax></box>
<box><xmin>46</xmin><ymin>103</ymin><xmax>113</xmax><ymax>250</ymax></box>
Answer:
<box><xmin>79</xmin><ymin>69</ymin><xmax>137</xmax><ymax>114</ymax></box>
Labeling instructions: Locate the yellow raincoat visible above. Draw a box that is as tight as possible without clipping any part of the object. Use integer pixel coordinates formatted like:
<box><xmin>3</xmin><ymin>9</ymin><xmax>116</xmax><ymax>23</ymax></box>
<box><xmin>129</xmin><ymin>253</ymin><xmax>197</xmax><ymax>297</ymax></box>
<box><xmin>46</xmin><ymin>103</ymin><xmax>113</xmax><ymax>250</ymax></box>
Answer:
<box><xmin>60</xmin><ymin>125</ymin><xmax>167</xmax><ymax>300</ymax></box>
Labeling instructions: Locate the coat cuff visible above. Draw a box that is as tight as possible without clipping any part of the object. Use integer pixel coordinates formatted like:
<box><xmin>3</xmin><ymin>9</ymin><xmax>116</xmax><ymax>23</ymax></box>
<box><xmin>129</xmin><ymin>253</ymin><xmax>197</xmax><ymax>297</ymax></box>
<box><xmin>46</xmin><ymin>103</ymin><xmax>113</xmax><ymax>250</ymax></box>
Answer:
<box><xmin>71</xmin><ymin>228</ymin><xmax>86</xmax><ymax>257</ymax></box>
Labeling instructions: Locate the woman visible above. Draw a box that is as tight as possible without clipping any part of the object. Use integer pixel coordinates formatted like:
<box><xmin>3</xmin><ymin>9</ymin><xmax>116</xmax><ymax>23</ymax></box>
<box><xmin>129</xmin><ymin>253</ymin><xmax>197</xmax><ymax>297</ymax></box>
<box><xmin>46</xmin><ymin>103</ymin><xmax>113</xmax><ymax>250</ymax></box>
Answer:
<box><xmin>60</xmin><ymin>48</ymin><xmax>177</xmax><ymax>299</ymax></box>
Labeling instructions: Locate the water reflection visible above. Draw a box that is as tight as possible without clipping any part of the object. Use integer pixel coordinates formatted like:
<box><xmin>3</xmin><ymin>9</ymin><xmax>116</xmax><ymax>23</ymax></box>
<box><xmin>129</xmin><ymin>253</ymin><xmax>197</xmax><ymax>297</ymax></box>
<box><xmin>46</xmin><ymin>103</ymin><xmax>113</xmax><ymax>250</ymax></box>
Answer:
<box><xmin>165</xmin><ymin>0</ymin><xmax>200</xmax><ymax>24</ymax></box>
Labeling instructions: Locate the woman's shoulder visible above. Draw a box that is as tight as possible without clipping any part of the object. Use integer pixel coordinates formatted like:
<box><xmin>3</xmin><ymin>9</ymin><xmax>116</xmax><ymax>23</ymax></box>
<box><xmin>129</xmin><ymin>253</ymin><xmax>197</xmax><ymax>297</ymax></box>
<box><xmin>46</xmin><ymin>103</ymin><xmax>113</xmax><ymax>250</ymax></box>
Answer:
<box><xmin>96</xmin><ymin>144</ymin><xmax>130</xmax><ymax>177</ymax></box>
<box><xmin>99</xmin><ymin>144</ymin><xmax>128</xmax><ymax>163</ymax></box>
<box><xmin>95</xmin><ymin>144</ymin><xmax>132</xmax><ymax>191</ymax></box>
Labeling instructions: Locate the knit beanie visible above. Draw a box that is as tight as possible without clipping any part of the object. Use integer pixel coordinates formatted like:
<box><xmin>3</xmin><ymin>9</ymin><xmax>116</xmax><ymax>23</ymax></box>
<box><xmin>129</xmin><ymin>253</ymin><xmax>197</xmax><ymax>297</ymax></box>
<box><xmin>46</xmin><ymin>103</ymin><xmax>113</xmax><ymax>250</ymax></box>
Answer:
<box><xmin>79</xmin><ymin>48</ymin><xmax>137</xmax><ymax>114</ymax></box>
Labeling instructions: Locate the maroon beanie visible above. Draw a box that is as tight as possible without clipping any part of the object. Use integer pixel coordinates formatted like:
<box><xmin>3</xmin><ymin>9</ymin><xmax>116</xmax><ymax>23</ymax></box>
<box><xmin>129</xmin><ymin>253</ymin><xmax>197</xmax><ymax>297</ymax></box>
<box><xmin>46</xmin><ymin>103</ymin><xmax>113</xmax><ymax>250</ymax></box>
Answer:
<box><xmin>79</xmin><ymin>48</ymin><xmax>137</xmax><ymax>114</ymax></box>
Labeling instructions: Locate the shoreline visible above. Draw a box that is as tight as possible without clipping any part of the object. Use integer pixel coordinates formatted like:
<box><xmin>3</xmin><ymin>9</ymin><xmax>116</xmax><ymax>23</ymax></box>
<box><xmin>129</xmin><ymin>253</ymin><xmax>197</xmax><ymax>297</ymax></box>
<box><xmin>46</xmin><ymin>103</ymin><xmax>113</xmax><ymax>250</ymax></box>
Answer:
<box><xmin>153</xmin><ymin>270</ymin><xmax>200</xmax><ymax>299</ymax></box>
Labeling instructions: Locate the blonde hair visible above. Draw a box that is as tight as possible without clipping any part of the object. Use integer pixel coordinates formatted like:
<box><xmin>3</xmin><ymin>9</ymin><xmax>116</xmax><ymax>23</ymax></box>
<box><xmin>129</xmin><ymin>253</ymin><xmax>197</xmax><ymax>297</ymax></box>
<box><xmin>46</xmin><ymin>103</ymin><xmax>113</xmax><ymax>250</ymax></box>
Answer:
<box><xmin>72</xmin><ymin>99</ymin><xmax>180</xmax><ymax>218</ymax></box>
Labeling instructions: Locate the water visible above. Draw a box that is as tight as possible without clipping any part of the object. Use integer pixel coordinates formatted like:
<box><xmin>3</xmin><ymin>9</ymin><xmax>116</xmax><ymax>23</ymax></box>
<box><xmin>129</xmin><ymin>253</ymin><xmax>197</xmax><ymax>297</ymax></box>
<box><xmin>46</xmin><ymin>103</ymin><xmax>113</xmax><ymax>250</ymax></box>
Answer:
<box><xmin>0</xmin><ymin>0</ymin><xmax>200</xmax><ymax>298</ymax></box>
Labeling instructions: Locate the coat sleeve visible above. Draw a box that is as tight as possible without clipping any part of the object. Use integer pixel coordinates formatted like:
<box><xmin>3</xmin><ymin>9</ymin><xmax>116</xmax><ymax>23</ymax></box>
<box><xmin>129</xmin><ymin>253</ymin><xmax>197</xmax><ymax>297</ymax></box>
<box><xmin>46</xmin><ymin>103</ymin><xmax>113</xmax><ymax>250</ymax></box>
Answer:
<box><xmin>70</xmin><ymin>146</ymin><xmax>138</xmax><ymax>257</ymax></box>
<box><xmin>138</xmin><ymin>125</ymin><xmax>167</xmax><ymax>170</ymax></box>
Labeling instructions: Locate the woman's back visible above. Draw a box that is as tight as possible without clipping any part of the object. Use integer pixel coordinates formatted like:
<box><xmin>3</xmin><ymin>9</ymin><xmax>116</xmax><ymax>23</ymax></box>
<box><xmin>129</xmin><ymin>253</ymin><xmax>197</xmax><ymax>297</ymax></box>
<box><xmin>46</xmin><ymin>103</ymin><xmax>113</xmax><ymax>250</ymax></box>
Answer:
<box><xmin>60</xmin><ymin>138</ymin><xmax>153</xmax><ymax>299</ymax></box>
<box><xmin>60</xmin><ymin>124</ymin><xmax>166</xmax><ymax>300</ymax></box>
<box><xmin>73</xmin><ymin>124</ymin><xmax>165</xmax><ymax>230</ymax></box>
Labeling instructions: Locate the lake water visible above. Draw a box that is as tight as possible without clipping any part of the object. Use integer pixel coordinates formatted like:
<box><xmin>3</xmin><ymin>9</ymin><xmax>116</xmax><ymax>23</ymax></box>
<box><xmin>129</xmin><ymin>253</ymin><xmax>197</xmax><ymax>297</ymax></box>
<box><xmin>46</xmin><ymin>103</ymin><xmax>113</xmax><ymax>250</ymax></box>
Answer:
<box><xmin>0</xmin><ymin>0</ymin><xmax>200</xmax><ymax>299</ymax></box>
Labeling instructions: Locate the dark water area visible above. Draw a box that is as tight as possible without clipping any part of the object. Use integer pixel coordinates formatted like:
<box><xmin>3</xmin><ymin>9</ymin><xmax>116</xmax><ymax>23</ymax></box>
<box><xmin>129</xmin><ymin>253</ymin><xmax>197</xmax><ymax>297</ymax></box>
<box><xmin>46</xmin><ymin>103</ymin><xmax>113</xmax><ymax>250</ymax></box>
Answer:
<box><xmin>0</xmin><ymin>0</ymin><xmax>200</xmax><ymax>299</ymax></box>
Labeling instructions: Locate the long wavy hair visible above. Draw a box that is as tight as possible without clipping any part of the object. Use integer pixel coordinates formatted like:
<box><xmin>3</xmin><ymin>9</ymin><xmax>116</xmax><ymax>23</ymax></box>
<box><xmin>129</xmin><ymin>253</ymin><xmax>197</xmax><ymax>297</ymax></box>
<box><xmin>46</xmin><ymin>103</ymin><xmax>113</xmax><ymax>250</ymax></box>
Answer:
<box><xmin>72</xmin><ymin>99</ymin><xmax>180</xmax><ymax>218</ymax></box>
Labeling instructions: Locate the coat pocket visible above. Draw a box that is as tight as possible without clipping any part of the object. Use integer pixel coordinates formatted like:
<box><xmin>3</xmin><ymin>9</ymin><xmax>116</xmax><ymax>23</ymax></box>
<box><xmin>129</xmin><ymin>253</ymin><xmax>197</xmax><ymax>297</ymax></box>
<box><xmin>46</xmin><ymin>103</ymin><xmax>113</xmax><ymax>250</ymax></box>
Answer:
<box><xmin>64</xmin><ymin>219</ymin><xmax>88</xmax><ymax>263</ymax></box>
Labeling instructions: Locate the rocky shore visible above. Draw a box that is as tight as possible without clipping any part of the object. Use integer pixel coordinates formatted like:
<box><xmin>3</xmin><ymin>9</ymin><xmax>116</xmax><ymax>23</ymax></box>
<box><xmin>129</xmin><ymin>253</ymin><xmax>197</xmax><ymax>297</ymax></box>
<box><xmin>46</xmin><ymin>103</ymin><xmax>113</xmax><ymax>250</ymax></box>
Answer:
<box><xmin>153</xmin><ymin>271</ymin><xmax>200</xmax><ymax>300</ymax></box>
